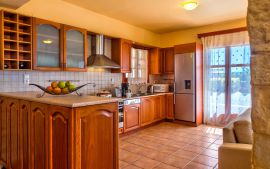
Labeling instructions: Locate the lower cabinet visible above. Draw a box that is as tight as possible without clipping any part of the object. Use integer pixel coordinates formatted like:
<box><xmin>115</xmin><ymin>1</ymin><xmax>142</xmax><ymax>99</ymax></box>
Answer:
<box><xmin>166</xmin><ymin>94</ymin><xmax>174</xmax><ymax>119</ymax></box>
<box><xmin>140</xmin><ymin>97</ymin><xmax>155</xmax><ymax>126</ymax></box>
<box><xmin>0</xmin><ymin>97</ymin><xmax>118</xmax><ymax>169</ymax></box>
<box><xmin>124</xmin><ymin>104</ymin><xmax>140</xmax><ymax>132</ymax></box>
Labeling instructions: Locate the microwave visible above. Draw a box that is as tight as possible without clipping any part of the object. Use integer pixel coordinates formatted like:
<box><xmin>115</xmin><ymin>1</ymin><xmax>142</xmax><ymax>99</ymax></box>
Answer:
<box><xmin>153</xmin><ymin>84</ymin><xmax>169</xmax><ymax>93</ymax></box>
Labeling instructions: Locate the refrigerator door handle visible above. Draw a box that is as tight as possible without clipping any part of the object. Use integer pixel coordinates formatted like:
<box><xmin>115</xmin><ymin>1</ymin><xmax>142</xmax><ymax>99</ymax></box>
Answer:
<box><xmin>173</xmin><ymin>82</ymin><xmax>176</xmax><ymax>105</ymax></box>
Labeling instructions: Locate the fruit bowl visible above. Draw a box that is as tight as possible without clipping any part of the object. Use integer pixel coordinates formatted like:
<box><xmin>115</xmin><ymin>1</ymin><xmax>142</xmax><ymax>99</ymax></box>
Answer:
<box><xmin>29</xmin><ymin>81</ymin><xmax>96</xmax><ymax>98</ymax></box>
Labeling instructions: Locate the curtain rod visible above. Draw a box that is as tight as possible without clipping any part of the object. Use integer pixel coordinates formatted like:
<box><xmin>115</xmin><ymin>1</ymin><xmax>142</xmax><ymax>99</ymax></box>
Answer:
<box><xmin>197</xmin><ymin>27</ymin><xmax>247</xmax><ymax>38</ymax></box>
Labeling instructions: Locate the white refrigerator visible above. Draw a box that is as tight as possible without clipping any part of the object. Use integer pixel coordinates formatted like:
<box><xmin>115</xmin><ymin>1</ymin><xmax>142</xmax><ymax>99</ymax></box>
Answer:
<box><xmin>174</xmin><ymin>53</ymin><xmax>195</xmax><ymax>122</ymax></box>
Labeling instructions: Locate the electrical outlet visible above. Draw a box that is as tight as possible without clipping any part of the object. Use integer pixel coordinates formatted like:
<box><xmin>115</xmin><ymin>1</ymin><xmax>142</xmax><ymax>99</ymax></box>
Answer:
<box><xmin>24</xmin><ymin>74</ymin><xmax>30</xmax><ymax>84</ymax></box>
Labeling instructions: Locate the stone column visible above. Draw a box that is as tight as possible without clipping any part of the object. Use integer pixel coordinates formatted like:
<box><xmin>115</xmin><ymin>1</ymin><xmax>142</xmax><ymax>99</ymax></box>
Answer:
<box><xmin>247</xmin><ymin>0</ymin><xmax>270</xmax><ymax>168</ymax></box>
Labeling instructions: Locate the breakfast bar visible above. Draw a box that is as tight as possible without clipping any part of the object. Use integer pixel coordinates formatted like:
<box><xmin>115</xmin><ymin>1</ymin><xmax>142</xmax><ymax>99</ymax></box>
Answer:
<box><xmin>0</xmin><ymin>92</ymin><xmax>120</xmax><ymax>169</ymax></box>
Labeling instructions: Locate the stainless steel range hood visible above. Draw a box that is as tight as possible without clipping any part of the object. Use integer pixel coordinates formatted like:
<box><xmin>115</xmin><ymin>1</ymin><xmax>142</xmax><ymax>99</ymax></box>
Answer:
<box><xmin>87</xmin><ymin>35</ymin><xmax>120</xmax><ymax>69</ymax></box>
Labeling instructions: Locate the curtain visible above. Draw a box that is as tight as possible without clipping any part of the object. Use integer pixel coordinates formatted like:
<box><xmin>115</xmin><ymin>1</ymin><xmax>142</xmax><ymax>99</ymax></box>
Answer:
<box><xmin>202</xmin><ymin>31</ymin><xmax>251</xmax><ymax>126</ymax></box>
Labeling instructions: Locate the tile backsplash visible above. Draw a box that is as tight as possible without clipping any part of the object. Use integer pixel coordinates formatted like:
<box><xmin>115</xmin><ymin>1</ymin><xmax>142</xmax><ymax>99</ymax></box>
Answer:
<box><xmin>0</xmin><ymin>69</ymin><xmax>122</xmax><ymax>95</ymax></box>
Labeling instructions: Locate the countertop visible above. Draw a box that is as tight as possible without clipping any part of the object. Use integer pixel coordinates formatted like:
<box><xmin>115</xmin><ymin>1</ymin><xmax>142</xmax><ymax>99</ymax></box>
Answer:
<box><xmin>0</xmin><ymin>92</ymin><xmax>121</xmax><ymax>108</ymax></box>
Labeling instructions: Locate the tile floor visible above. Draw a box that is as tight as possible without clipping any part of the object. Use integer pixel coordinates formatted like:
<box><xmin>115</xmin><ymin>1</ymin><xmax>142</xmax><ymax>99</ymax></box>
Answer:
<box><xmin>119</xmin><ymin>122</ymin><xmax>223</xmax><ymax>169</ymax></box>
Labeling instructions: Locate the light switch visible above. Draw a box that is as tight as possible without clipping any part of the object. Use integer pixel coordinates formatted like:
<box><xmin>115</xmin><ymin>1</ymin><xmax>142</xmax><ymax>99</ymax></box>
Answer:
<box><xmin>24</xmin><ymin>74</ymin><xmax>30</xmax><ymax>84</ymax></box>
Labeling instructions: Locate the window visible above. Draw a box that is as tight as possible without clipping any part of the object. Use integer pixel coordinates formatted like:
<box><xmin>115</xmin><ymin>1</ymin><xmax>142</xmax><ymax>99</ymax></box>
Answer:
<box><xmin>127</xmin><ymin>48</ymin><xmax>148</xmax><ymax>84</ymax></box>
<box><xmin>207</xmin><ymin>45</ymin><xmax>251</xmax><ymax>125</ymax></box>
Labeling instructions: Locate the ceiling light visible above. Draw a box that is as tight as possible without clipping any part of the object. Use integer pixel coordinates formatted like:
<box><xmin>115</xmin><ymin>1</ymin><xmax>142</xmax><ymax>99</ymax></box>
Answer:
<box><xmin>43</xmin><ymin>39</ymin><xmax>53</xmax><ymax>44</ymax></box>
<box><xmin>182</xmin><ymin>1</ymin><xmax>198</xmax><ymax>10</ymax></box>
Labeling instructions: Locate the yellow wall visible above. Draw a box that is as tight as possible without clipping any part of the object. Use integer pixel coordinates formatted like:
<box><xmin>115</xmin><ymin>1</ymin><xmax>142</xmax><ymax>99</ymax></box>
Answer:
<box><xmin>2</xmin><ymin>0</ymin><xmax>160</xmax><ymax>47</ymax></box>
<box><xmin>1</xmin><ymin>0</ymin><xmax>246</xmax><ymax>48</ymax></box>
<box><xmin>160</xmin><ymin>18</ymin><xmax>247</xmax><ymax>48</ymax></box>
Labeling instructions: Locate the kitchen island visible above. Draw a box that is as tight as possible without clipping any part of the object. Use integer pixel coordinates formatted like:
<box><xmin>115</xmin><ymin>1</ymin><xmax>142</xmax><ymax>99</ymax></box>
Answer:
<box><xmin>0</xmin><ymin>92</ymin><xmax>120</xmax><ymax>169</ymax></box>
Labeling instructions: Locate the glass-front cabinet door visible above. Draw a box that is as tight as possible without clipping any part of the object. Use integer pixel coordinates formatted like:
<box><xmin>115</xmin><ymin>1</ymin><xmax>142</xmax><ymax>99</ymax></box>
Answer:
<box><xmin>63</xmin><ymin>25</ymin><xmax>87</xmax><ymax>71</ymax></box>
<box><xmin>33</xmin><ymin>18</ymin><xmax>63</xmax><ymax>70</ymax></box>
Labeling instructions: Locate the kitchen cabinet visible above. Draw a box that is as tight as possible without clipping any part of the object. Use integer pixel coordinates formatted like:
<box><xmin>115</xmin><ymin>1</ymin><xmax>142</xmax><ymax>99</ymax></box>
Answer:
<box><xmin>63</xmin><ymin>25</ymin><xmax>87</xmax><ymax>71</ymax></box>
<box><xmin>153</xmin><ymin>96</ymin><xmax>161</xmax><ymax>121</ymax></box>
<box><xmin>166</xmin><ymin>94</ymin><xmax>174</xmax><ymax>119</ymax></box>
<box><xmin>74</xmin><ymin>103</ymin><xmax>118</xmax><ymax>169</ymax></box>
<box><xmin>160</xmin><ymin>95</ymin><xmax>166</xmax><ymax>119</ymax></box>
<box><xmin>140</xmin><ymin>97</ymin><xmax>155</xmax><ymax>126</ymax></box>
<box><xmin>162</xmin><ymin>47</ymin><xmax>174</xmax><ymax>74</ymax></box>
<box><xmin>33</xmin><ymin>19</ymin><xmax>87</xmax><ymax>71</ymax></box>
<box><xmin>111</xmin><ymin>38</ymin><xmax>132</xmax><ymax>73</ymax></box>
<box><xmin>124</xmin><ymin>104</ymin><xmax>140</xmax><ymax>132</ymax></box>
<box><xmin>33</xmin><ymin>18</ymin><xmax>63</xmax><ymax>71</ymax></box>
<box><xmin>0</xmin><ymin>97</ymin><xmax>119</xmax><ymax>169</ymax></box>
<box><xmin>149</xmin><ymin>48</ymin><xmax>162</xmax><ymax>75</ymax></box>
<box><xmin>0</xmin><ymin>10</ymin><xmax>33</xmax><ymax>70</ymax></box>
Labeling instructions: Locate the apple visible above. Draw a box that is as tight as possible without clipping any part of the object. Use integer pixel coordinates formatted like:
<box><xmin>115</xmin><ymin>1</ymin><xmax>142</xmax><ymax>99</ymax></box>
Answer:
<box><xmin>66</xmin><ymin>81</ymin><xmax>72</xmax><ymax>87</ymax></box>
<box><xmin>46</xmin><ymin>86</ymin><xmax>53</xmax><ymax>93</ymax></box>
<box><xmin>68</xmin><ymin>84</ymin><xmax>76</xmax><ymax>91</ymax></box>
<box><xmin>53</xmin><ymin>87</ymin><xmax>61</xmax><ymax>95</ymax></box>
<box><xmin>62</xmin><ymin>87</ymin><xmax>69</xmax><ymax>94</ymax></box>
<box><xmin>51</xmin><ymin>81</ymin><xmax>58</xmax><ymax>88</ymax></box>
<box><xmin>58</xmin><ymin>81</ymin><xmax>66</xmax><ymax>89</ymax></box>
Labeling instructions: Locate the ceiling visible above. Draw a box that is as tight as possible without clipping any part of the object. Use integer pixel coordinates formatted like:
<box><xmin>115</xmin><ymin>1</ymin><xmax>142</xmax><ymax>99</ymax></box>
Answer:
<box><xmin>63</xmin><ymin>0</ymin><xmax>248</xmax><ymax>33</ymax></box>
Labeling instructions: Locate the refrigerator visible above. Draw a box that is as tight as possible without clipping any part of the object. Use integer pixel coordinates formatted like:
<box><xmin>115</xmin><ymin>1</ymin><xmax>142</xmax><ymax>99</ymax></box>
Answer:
<box><xmin>174</xmin><ymin>53</ymin><xmax>195</xmax><ymax>122</ymax></box>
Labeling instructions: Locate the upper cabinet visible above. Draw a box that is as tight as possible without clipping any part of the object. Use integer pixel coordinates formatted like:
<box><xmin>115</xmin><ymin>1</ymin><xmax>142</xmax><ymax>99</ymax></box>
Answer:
<box><xmin>111</xmin><ymin>39</ymin><xmax>131</xmax><ymax>73</ymax></box>
<box><xmin>33</xmin><ymin>19</ymin><xmax>87</xmax><ymax>71</ymax></box>
<box><xmin>33</xmin><ymin>18</ymin><xmax>63</xmax><ymax>71</ymax></box>
<box><xmin>149</xmin><ymin>48</ymin><xmax>162</xmax><ymax>75</ymax></box>
<box><xmin>150</xmin><ymin>47</ymin><xmax>174</xmax><ymax>75</ymax></box>
<box><xmin>162</xmin><ymin>47</ymin><xmax>174</xmax><ymax>74</ymax></box>
<box><xmin>0</xmin><ymin>10</ymin><xmax>33</xmax><ymax>70</ymax></box>
<box><xmin>63</xmin><ymin>25</ymin><xmax>87</xmax><ymax>71</ymax></box>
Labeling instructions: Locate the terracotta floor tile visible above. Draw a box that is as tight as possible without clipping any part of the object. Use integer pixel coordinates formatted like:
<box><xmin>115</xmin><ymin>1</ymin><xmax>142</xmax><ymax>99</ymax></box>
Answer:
<box><xmin>119</xmin><ymin>149</ymin><xmax>142</xmax><ymax>163</ymax></box>
<box><xmin>123</xmin><ymin>164</ymin><xmax>142</xmax><ymax>169</ymax></box>
<box><xmin>133</xmin><ymin>157</ymin><xmax>160</xmax><ymax>169</ymax></box>
<box><xmin>193</xmin><ymin>155</ymin><xmax>218</xmax><ymax>167</ymax></box>
<box><xmin>172</xmin><ymin>149</ymin><xmax>199</xmax><ymax>160</ymax></box>
<box><xmin>190</xmin><ymin>140</ymin><xmax>212</xmax><ymax>148</ymax></box>
<box><xmin>198</xmin><ymin>136</ymin><xmax>217</xmax><ymax>143</ymax></box>
<box><xmin>153</xmin><ymin>163</ymin><xmax>178</xmax><ymax>169</ymax></box>
<box><xmin>184</xmin><ymin>161</ymin><xmax>213</xmax><ymax>169</ymax></box>
<box><xmin>201</xmin><ymin>149</ymin><xmax>218</xmax><ymax>159</ymax></box>
<box><xmin>163</xmin><ymin>155</ymin><xmax>191</xmax><ymax>168</ymax></box>
<box><xmin>119</xmin><ymin>160</ymin><xmax>130</xmax><ymax>169</ymax></box>
<box><xmin>183</xmin><ymin>145</ymin><xmax>206</xmax><ymax>154</ymax></box>
<box><xmin>144</xmin><ymin>151</ymin><xmax>170</xmax><ymax>163</ymax></box>
<box><xmin>214</xmin><ymin>139</ymin><xmax>223</xmax><ymax>145</ymax></box>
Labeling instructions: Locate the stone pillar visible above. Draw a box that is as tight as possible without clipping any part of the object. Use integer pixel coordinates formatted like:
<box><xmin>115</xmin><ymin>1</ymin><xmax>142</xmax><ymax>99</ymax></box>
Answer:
<box><xmin>247</xmin><ymin>0</ymin><xmax>270</xmax><ymax>168</ymax></box>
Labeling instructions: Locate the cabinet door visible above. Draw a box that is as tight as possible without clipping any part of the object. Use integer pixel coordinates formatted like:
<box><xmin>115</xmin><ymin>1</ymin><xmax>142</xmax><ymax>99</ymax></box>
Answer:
<box><xmin>33</xmin><ymin>18</ymin><xmax>63</xmax><ymax>71</ymax></box>
<box><xmin>141</xmin><ymin>97</ymin><xmax>154</xmax><ymax>126</ymax></box>
<box><xmin>163</xmin><ymin>48</ymin><xmax>174</xmax><ymax>74</ymax></box>
<box><xmin>63</xmin><ymin>25</ymin><xmax>87</xmax><ymax>71</ymax></box>
<box><xmin>150</xmin><ymin>48</ymin><xmax>162</xmax><ymax>75</ymax></box>
<box><xmin>121</xmin><ymin>40</ymin><xmax>131</xmax><ymax>73</ymax></box>
<box><xmin>30</xmin><ymin>102</ymin><xmax>48</xmax><ymax>169</ymax></box>
<box><xmin>74</xmin><ymin>103</ymin><xmax>118</xmax><ymax>169</ymax></box>
<box><xmin>19</xmin><ymin>100</ymin><xmax>31</xmax><ymax>169</ymax></box>
<box><xmin>153</xmin><ymin>96</ymin><xmax>161</xmax><ymax>121</ymax></box>
<box><xmin>48</xmin><ymin>105</ymin><xmax>72</xmax><ymax>169</ymax></box>
<box><xmin>160</xmin><ymin>95</ymin><xmax>166</xmax><ymax>119</ymax></box>
<box><xmin>7</xmin><ymin>98</ymin><xmax>20</xmax><ymax>169</ymax></box>
<box><xmin>0</xmin><ymin>97</ymin><xmax>8</xmax><ymax>166</ymax></box>
<box><xmin>124</xmin><ymin>104</ymin><xmax>140</xmax><ymax>132</ymax></box>
<box><xmin>166</xmin><ymin>94</ymin><xmax>174</xmax><ymax>119</ymax></box>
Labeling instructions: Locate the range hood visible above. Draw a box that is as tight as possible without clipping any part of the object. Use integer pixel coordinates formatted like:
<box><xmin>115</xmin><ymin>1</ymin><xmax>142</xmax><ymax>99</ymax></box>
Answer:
<box><xmin>87</xmin><ymin>35</ymin><xmax>120</xmax><ymax>69</ymax></box>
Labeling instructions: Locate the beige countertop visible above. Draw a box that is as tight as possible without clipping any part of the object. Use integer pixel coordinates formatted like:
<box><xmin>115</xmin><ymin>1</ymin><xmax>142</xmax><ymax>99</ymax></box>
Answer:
<box><xmin>0</xmin><ymin>92</ymin><xmax>121</xmax><ymax>108</ymax></box>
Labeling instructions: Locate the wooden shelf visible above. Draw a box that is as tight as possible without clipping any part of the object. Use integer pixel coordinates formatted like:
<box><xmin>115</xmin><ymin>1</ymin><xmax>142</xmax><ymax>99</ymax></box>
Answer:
<box><xmin>1</xmin><ymin>10</ymin><xmax>32</xmax><ymax>70</ymax></box>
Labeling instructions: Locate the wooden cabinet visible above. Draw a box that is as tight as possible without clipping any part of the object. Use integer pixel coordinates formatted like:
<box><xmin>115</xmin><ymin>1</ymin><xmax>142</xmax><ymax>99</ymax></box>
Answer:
<box><xmin>124</xmin><ymin>104</ymin><xmax>140</xmax><ymax>132</ymax></box>
<box><xmin>0</xmin><ymin>10</ymin><xmax>33</xmax><ymax>70</ymax></box>
<box><xmin>74</xmin><ymin>103</ymin><xmax>118</xmax><ymax>169</ymax></box>
<box><xmin>160</xmin><ymin>95</ymin><xmax>166</xmax><ymax>119</ymax></box>
<box><xmin>140</xmin><ymin>97</ymin><xmax>155</xmax><ymax>126</ymax></box>
<box><xmin>149</xmin><ymin>48</ymin><xmax>162</xmax><ymax>75</ymax></box>
<box><xmin>0</xmin><ymin>97</ymin><xmax>8</xmax><ymax>166</ymax></box>
<box><xmin>166</xmin><ymin>94</ymin><xmax>174</xmax><ymax>119</ymax></box>
<box><xmin>63</xmin><ymin>25</ymin><xmax>87</xmax><ymax>71</ymax></box>
<box><xmin>33</xmin><ymin>19</ymin><xmax>87</xmax><ymax>71</ymax></box>
<box><xmin>162</xmin><ymin>47</ymin><xmax>174</xmax><ymax>74</ymax></box>
<box><xmin>111</xmin><ymin>39</ymin><xmax>131</xmax><ymax>73</ymax></box>
<box><xmin>33</xmin><ymin>18</ymin><xmax>63</xmax><ymax>71</ymax></box>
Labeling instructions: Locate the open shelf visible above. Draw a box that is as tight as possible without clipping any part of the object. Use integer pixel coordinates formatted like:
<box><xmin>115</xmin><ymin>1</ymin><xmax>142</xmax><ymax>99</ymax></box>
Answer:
<box><xmin>1</xmin><ymin>10</ymin><xmax>32</xmax><ymax>70</ymax></box>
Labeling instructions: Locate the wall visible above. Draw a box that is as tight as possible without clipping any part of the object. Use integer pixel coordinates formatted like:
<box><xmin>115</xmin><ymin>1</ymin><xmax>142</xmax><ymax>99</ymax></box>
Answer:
<box><xmin>160</xmin><ymin>18</ymin><xmax>247</xmax><ymax>48</ymax></box>
<box><xmin>0</xmin><ymin>70</ymin><xmax>122</xmax><ymax>94</ymax></box>
<box><xmin>1</xmin><ymin>0</ymin><xmax>160</xmax><ymax>47</ymax></box>
<box><xmin>247</xmin><ymin>0</ymin><xmax>270</xmax><ymax>168</ymax></box>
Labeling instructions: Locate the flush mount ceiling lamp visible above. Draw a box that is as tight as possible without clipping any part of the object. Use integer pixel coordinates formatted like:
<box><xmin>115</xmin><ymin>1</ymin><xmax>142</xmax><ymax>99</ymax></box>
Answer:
<box><xmin>181</xmin><ymin>0</ymin><xmax>199</xmax><ymax>10</ymax></box>
<box><xmin>43</xmin><ymin>39</ymin><xmax>53</xmax><ymax>44</ymax></box>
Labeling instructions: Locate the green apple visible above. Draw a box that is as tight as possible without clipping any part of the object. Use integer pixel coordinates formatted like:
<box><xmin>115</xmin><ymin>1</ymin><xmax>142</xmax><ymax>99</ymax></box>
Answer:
<box><xmin>58</xmin><ymin>81</ymin><xmax>66</xmax><ymax>89</ymax></box>
<box><xmin>68</xmin><ymin>84</ymin><xmax>76</xmax><ymax>91</ymax></box>
<box><xmin>66</xmin><ymin>81</ymin><xmax>72</xmax><ymax>87</ymax></box>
